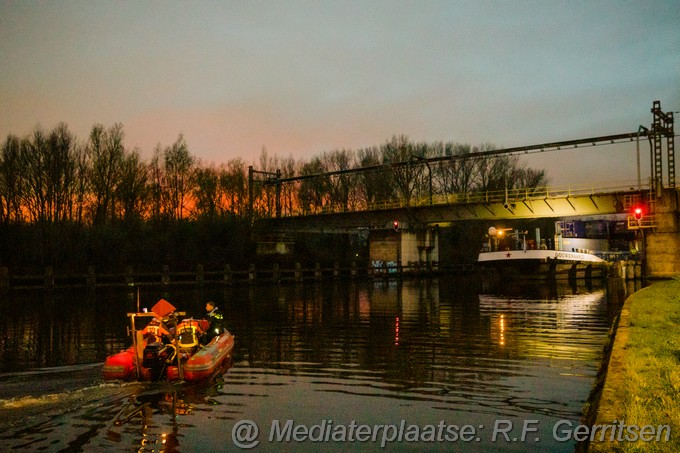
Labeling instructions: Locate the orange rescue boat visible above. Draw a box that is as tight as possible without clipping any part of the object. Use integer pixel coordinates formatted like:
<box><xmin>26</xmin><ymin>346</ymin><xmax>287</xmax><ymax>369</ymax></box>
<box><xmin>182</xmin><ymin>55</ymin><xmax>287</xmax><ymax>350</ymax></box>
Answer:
<box><xmin>103</xmin><ymin>299</ymin><xmax>235</xmax><ymax>382</ymax></box>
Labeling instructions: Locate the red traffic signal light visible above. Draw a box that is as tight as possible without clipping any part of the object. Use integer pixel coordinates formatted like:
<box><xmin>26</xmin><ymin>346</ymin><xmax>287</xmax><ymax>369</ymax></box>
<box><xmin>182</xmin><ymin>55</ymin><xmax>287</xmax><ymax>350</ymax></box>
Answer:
<box><xmin>393</xmin><ymin>220</ymin><xmax>400</xmax><ymax>231</ymax></box>
<box><xmin>633</xmin><ymin>206</ymin><xmax>644</xmax><ymax>221</ymax></box>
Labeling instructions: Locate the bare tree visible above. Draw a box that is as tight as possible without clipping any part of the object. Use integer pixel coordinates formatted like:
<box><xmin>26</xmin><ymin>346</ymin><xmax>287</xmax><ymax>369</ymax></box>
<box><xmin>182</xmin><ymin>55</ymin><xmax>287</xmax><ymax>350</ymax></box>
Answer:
<box><xmin>297</xmin><ymin>157</ymin><xmax>329</xmax><ymax>214</ymax></box>
<box><xmin>251</xmin><ymin>147</ymin><xmax>283</xmax><ymax>217</ymax></box>
<box><xmin>220</xmin><ymin>158</ymin><xmax>248</xmax><ymax>216</ymax></box>
<box><xmin>277</xmin><ymin>155</ymin><xmax>297</xmax><ymax>216</ymax></box>
<box><xmin>46</xmin><ymin>123</ymin><xmax>75</xmax><ymax>222</ymax></box>
<box><xmin>19</xmin><ymin>125</ymin><xmax>79</xmax><ymax>223</ymax></box>
<box><xmin>472</xmin><ymin>144</ymin><xmax>512</xmax><ymax>193</ymax></box>
<box><xmin>88</xmin><ymin>123</ymin><xmax>125</xmax><ymax>224</ymax></box>
<box><xmin>323</xmin><ymin>149</ymin><xmax>355</xmax><ymax>211</ymax></box>
<box><xmin>71</xmin><ymin>141</ymin><xmax>89</xmax><ymax>225</ymax></box>
<box><xmin>148</xmin><ymin>144</ymin><xmax>166</xmax><ymax>220</ymax></box>
<box><xmin>431</xmin><ymin>142</ymin><xmax>478</xmax><ymax>198</ymax></box>
<box><xmin>164</xmin><ymin>134</ymin><xmax>194</xmax><ymax>220</ymax></box>
<box><xmin>512</xmin><ymin>166</ymin><xmax>548</xmax><ymax>192</ymax></box>
<box><xmin>382</xmin><ymin>135</ymin><xmax>424</xmax><ymax>206</ymax></box>
<box><xmin>20</xmin><ymin>128</ymin><xmax>46</xmax><ymax>222</ymax></box>
<box><xmin>193</xmin><ymin>163</ymin><xmax>219</xmax><ymax>219</ymax></box>
<box><xmin>355</xmin><ymin>146</ymin><xmax>393</xmax><ymax>209</ymax></box>
<box><xmin>0</xmin><ymin>135</ymin><xmax>23</xmax><ymax>223</ymax></box>
<box><xmin>116</xmin><ymin>148</ymin><xmax>148</xmax><ymax>221</ymax></box>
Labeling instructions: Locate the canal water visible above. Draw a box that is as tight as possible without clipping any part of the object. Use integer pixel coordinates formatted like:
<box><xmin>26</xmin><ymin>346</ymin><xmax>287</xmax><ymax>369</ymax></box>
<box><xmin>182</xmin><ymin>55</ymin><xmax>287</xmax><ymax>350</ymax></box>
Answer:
<box><xmin>0</xmin><ymin>276</ymin><xmax>628</xmax><ymax>452</ymax></box>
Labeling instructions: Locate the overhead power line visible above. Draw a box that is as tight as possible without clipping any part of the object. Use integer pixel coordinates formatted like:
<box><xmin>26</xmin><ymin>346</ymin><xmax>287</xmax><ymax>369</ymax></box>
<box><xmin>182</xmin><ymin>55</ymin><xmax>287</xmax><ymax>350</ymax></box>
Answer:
<box><xmin>275</xmin><ymin>131</ymin><xmax>662</xmax><ymax>183</ymax></box>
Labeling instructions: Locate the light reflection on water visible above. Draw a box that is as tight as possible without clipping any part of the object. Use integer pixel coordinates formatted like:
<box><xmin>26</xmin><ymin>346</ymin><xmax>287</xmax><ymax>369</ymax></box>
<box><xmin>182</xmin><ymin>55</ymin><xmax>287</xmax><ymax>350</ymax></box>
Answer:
<box><xmin>0</xmin><ymin>276</ymin><xmax>626</xmax><ymax>452</ymax></box>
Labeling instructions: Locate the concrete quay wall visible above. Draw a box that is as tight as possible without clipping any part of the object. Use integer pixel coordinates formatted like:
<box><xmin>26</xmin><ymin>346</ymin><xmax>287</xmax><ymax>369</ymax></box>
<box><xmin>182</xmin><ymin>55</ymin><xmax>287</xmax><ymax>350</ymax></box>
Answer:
<box><xmin>646</xmin><ymin>188</ymin><xmax>680</xmax><ymax>278</ymax></box>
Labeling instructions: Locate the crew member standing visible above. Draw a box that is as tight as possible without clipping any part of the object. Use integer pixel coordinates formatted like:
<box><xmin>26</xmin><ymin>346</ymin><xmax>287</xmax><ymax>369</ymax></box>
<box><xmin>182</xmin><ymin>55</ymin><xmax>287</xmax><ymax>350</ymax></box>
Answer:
<box><xmin>204</xmin><ymin>301</ymin><xmax>225</xmax><ymax>343</ymax></box>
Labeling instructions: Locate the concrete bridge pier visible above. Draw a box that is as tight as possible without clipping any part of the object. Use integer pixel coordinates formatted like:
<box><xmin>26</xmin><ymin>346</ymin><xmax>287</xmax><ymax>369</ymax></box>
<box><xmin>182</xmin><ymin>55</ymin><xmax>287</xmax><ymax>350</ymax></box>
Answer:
<box><xmin>645</xmin><ymin>188</ymin><xmax>680</xmax><ymax>278</ymax></box>
<box><xmin>369</xmin><ymin>227</ymin><xmax>439</xmax><ymax>274</ymax></box>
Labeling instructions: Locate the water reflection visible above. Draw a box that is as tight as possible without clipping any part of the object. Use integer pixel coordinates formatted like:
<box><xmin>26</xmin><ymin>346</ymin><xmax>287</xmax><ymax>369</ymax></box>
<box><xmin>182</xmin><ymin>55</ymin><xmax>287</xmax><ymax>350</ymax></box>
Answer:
<box><xmin>0</xmin><ymin>288</ymin><xmax>134</xmax><ymax>372</ymax></box>
<box><xmin>108</xmin><ymin>368</ymin><xmax>234</xmax><ymax>453</ymax></box>
<box><xmin>0</xmin><ymin>276</ymin><xmax>624</xmax><ymax>452</ymax></box>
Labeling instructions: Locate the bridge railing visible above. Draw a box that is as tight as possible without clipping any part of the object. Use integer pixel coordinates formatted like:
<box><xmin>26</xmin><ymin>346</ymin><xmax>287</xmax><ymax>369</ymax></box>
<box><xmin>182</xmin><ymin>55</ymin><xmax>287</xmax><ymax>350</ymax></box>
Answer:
<box><xmin>416</xmin><ymin>181</ymin><xmax>649</xmax><ymax>207</ymax></box>
<box><xmin>275</xmin><ymin>180</ymin><xmax>649</xmax><ymax>217</ymax></box>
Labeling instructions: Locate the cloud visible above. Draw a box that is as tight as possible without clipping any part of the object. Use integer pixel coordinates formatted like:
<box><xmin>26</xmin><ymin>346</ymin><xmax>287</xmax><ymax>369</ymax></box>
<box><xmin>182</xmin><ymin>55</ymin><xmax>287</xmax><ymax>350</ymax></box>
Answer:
<box><xmin>1</xmin><ymin>0</ymin><xmax>678</xmax><ymax>189</ymax></box>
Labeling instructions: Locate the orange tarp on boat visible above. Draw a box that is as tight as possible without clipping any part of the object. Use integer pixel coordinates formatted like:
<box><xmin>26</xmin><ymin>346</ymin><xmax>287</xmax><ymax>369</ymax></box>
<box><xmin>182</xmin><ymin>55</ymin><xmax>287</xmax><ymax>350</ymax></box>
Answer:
<box><xmin>151</xmin><ymin>299</ymin><xmax>176</xmax><ymax>318</ymax></box>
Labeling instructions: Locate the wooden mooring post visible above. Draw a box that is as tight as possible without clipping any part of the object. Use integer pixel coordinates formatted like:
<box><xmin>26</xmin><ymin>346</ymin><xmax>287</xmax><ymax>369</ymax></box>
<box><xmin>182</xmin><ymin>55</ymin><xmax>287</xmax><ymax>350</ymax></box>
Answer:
<box><xmin>224</xmin><ymin>264</ymin><xmax>232</xmax><ymax>285</ymax></box>
<box><xmin>45</xmin><ymin>266</ymin><xmax>54</xmax><ymax>289</ymax></box>
<box><xmin>196</xmin><ymin>264</ymin><xmax>204</xmax><ymax>286</ymax></box>
<box><xmin>1</xmin><ymin>267</ymin><xmax>9</xmax><ymax>289</ymax></box>
<box><xmin>87</xmin><ymin>265</ymin><xmax>96</xmax><ymax>288</ymax></box>
<box><xmin>162</xmin><ymin>265</ymin><xmax>170</xmax><ymax>285</ymax></box>
<box><xmin>2</xmin><ymin>259</ymin><xmax>482</xmax><ymax>289</ymax></box>
<box><xmin>125</xmin><ymin>265</ymin><xmax>135</xmax><ymax>287</ymax></box>
<box><xmin>248</xmin><ymin>264</ymin><xmax>256</xmax><ymax>284</ymax></box>
<box><xmin>273</xmin><ymin>263</ymin><xmax>280</xmax><ymax>283</ymax></box>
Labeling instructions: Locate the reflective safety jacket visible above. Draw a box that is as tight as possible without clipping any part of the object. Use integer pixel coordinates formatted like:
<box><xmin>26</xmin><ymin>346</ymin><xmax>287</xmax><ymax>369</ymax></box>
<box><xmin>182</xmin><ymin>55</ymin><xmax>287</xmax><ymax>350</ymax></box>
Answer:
<box><xmin>206</xmin><ymin>307</ymin><xmax>225</xmax><ymax>339</ymax></box>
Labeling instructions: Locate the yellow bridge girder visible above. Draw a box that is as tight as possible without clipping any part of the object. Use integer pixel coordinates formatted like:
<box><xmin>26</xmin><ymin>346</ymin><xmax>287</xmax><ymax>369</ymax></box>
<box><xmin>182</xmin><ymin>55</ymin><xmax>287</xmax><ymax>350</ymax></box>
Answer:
<box><xmin>421</xmin><ymin>188</ymin><xmax>636</xmax><ymax>221</ymax></box>
<box><xmin>261</xmin><ymin>185</ymin><xmax>650</xmax><ymax>232</ymax></box>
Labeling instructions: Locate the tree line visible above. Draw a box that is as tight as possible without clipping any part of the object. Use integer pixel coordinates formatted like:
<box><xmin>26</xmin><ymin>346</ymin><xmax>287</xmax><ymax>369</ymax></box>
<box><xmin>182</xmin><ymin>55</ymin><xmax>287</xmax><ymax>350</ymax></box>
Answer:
<box><xmin>255</xmin><ymin>135</ymin><xmax>548</xmax><ymax>217</ymax></box>
<box><xmin>0</xmin><ymin>123</ymin><xmax>547</xmax><ymax>271</ymax></box>
<box><xmin>0</xmin><ymin>123</ymin><xmax>247</xmax><ymax>225</ymax></box>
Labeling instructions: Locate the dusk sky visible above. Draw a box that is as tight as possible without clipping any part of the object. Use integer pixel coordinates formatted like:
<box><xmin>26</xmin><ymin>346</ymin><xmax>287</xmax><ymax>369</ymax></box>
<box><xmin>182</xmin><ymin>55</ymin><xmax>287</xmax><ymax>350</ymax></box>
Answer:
<box><xmin>1</xmin><ymin>1</ymin><xmax>678</xmax><ymax>186</ymax></box>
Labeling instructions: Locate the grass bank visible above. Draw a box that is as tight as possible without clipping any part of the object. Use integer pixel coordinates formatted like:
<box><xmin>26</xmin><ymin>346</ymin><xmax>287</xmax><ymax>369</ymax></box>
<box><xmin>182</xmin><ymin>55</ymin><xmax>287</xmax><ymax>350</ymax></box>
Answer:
<box><xmin>588</xmin><ymin>278</ymin><xmax>680</xmax><ymax>452</ymax></box>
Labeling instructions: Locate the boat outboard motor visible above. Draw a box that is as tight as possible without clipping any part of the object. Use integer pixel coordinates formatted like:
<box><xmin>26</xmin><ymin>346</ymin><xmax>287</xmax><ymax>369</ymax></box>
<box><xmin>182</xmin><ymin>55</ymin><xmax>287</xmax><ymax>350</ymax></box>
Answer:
<box><xmin>142</xmin><ymin>342</ymin><xmax>173</xmax><ymax>380</ymax></box>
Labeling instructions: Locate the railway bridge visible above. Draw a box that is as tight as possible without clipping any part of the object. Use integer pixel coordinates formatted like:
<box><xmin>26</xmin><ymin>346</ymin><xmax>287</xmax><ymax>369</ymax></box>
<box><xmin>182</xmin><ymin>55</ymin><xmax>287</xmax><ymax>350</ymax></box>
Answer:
<box><xmin>253</xmin><ymin>101</ymin><xmax>678</xmax><ymax>277</ymax></box>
